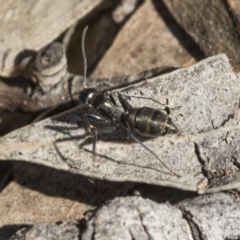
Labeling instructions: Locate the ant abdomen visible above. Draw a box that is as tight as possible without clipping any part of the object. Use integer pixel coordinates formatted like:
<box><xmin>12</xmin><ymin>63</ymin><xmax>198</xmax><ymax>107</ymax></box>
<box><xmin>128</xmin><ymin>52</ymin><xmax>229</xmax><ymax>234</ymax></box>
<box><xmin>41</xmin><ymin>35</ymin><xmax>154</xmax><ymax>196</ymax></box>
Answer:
<box><xmin>122</xmin><ymin>107</ymin><xmax>178</xmax><ymax>137</ymax></box>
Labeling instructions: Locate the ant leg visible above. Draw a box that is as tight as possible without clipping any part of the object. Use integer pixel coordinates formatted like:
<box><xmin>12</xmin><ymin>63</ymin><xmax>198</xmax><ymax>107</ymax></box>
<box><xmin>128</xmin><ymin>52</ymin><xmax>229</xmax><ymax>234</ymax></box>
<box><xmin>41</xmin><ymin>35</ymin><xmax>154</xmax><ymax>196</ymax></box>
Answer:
<box><xmin>123</xmin><ymin>121</ymin><xmax>181</xmax><ymax>178</ymax></box>
<box><xmin>165</xmin><ymin>98</ymin><xmax>170</xmax><ymax>115</ymax></box>
<box><xmin>118</xmin><ymin>92</ymin><xmax>172</xmax><ymax>116</ymax></box>
<box><xmin>118</xmin><ymin>92</ymin><xmax>133</xmax><ymax>112</ymax></box>
<box><xmin>83</xmin><ymin>110</ymin><xmax>116</xmax><ymax>153</ymax></box>
<box><xmin>109</xmin><ymin>92</ymin><xmax>117</xmax><ymax>106</ymax></box>
<box><xmin>92</xmin><ymin>127</ymin><xmax>98</xmax><ymax>154</ymax></box>
<box><xmin>86</xmin><ymin>110</ymin><xmax>117</xmax><ymax>135</ymax></box>
<box><xmin>119</xmin><ymin>92</ymin><xmax>167</xmax><ymax>107</ymax></box>
<box><xmin>83</xmin><ymin>115</ymin><xmax>98</xmax><ymax>154</ymax></box>
<box><xmin>119</xmin><ymin>92</ymin><xmax>181</xmax><ymax>111</ymax></box>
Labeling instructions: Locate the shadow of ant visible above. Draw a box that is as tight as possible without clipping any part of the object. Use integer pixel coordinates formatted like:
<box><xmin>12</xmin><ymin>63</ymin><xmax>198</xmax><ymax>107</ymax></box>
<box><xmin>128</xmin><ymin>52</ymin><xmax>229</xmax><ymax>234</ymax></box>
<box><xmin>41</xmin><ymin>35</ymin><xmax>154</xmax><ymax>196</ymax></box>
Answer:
<box><xmin>45</xmin><ymin>100</ymin><xmax>179</xmax><ymax>177</ymax></box>
<box><xmin>44</xmin><ymin>103</ymin><xmax>178</xmax><ymax>178</ymax></box>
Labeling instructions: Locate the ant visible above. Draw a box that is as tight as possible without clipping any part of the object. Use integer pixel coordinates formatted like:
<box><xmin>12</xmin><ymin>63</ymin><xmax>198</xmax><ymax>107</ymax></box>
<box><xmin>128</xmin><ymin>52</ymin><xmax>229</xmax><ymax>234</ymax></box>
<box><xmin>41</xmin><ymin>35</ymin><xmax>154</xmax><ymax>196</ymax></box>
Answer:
<box><xmin>78</xmin><ymin>26</ymin><xmax>180</xmax><ymax>177</ymax></box>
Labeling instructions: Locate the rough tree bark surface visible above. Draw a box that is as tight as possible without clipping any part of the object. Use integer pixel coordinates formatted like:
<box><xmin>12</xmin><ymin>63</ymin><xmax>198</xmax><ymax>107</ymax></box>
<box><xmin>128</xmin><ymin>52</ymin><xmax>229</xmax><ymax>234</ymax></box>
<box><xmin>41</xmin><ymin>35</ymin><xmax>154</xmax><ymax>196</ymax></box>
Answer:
<box><xmin>1</xmin><ymin>54</ymin><xmax>240</xmax><ymax>194</ymax></box>
<box><xmin>9</xmin><ymin>193</ymin><xmax>240</xmax><ymax>239</ymax></box>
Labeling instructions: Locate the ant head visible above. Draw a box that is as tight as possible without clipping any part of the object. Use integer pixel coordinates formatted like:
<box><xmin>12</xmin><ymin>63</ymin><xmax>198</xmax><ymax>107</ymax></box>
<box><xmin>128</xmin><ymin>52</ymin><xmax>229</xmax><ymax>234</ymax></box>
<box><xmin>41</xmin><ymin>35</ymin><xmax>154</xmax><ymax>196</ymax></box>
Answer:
<box><xmin>79</xmin><ymin>88</ymin><xmax>97</xmax><ymax>104</ymax></box>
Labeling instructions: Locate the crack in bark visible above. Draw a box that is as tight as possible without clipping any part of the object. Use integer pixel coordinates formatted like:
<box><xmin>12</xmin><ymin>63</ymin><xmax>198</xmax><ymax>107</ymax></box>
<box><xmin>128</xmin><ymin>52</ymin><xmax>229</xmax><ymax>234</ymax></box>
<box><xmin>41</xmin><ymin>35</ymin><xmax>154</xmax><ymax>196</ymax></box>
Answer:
<box><xmin>220</xmin><ymin>114</ymin><xmax>234</xmax><ymax>127</ymax></box>
<box><xmin>178</xmin><ymin>206</ymin><xmax>207</xmax><ymax>240</ymax></box>
<box><xmin>193</xmin><ymin>142</ymin><xmax>209</xmax><ymax>179</ymax></box>
<box><xmin>232</xmin><ymin>157</ymin><xmax>240</xmax><ymax>170</ymax></box>
<box><xmin>137</xmin><ymin>207</ymin><xmax>151</xmax><ymax>239</ymax></box>
<box><xmin>91</xmin><ymin>220</ymin><xmax>96</xmax><ymax>240</ymax></box>
<box><xmin>128</xmin><ymin>229</ymin><xmax>136</xmax><ymax>240</ymax></box>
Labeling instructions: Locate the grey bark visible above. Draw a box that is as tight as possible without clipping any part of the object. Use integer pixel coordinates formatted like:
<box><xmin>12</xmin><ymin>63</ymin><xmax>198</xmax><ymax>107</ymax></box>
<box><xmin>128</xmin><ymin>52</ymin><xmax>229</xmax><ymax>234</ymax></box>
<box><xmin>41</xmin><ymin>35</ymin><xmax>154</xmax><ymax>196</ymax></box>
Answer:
<box><xmin>82</xmin><ymin>194</ymin><xmax>240</xmax><ymax>240</ymax></box>
<box><xmin>0</xmin><ymin>0</ymin><xmax>104</xmax><ymax>77</ymax></box>
<box><xmin>1</xmin><ymin>54</ymin><xmax>240</xmax><ymax>194</ymax></box>
<box><xmin>10</xmin><ymin>193</ymin><xmax>240</xmax><ymax>240</ymax></box>
<box><xmin>9</xmin><ymin>220</ymin><xmax>80</xmax><ymax>240</ymax></box>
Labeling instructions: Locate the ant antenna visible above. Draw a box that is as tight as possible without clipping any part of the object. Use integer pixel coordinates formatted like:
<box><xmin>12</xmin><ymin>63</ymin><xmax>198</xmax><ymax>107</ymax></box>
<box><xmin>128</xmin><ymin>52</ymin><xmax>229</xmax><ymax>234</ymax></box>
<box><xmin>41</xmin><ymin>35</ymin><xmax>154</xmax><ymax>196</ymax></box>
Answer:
<box><xmin>82</xmin><ymin>26</ymin><xmax>88</xmax><ymax>88</ymax></box>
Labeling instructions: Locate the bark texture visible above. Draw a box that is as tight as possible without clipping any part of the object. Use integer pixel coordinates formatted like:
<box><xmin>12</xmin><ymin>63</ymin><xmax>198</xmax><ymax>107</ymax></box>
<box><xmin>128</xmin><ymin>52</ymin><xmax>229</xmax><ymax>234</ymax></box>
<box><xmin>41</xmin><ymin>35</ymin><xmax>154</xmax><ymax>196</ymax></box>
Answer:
<box><xmin>1</xmin><ymin>54</ymin><xmax>240</xmax><ymax>194</ymax></box>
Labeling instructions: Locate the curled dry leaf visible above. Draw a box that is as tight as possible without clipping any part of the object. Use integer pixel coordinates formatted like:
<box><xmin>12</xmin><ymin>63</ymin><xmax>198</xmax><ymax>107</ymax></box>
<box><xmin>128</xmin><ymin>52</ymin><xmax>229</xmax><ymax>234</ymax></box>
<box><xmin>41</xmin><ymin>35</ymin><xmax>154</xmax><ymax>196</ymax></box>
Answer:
<box><xmin>0</xmin><ymin>54</ymin><xmax>240</xmax><ymax>193</ymax></box>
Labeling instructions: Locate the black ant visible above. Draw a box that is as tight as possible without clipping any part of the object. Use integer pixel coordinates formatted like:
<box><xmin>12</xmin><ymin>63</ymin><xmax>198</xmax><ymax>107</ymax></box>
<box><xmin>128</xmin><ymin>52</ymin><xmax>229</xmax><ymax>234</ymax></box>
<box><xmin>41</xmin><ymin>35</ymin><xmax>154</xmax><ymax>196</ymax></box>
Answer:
<box><xmin>78</xmin><ymin>26</ymin><xmax>180</xmax><ymax>177</ymax></box>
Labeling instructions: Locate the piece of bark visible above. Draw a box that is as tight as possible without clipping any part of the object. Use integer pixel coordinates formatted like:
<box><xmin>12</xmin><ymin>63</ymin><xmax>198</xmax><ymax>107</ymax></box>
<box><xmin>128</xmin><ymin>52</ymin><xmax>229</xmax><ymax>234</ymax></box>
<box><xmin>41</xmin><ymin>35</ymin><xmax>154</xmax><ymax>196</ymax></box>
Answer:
<box><xmin>81</xmin><ymin>194</ymin><xmax>240</xmax><ymax>239</ymax></box>
<box><xmin>0</xmin><ymin>42</ymin><xmax>69</xmax><ymax>115</ymax></box>
<box><xmin>9</xmin><ymin>193</ymin><xmax>240</xmax><ymax>239</ymax></box>
<box><xmin>179</xmin><ymin>193</ymin><xmax>240</xmax><ymax>239</ymax></box>
<box><xmin>163</xmin><ymin>0</ymin><xmax>240</xmax><ymax>64</ymax></box>
<box><xmin>0</xmin><ymin>54</ymin><xmax>240</xmax><ymax>193</ymax></box>
<box><xmin>82</xmin><ymin>196</ymin><xmax>188</xmax><ymax>240</ymax></box>
<box><xmin>0</xmin><ymin>0</ymin><xmax>104</xmax><ymax>77</ymax></box>
<box><xmin>9</xmin><ymin>220</ymin><xmax>80</xmax><ymax>240</ymax></box>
